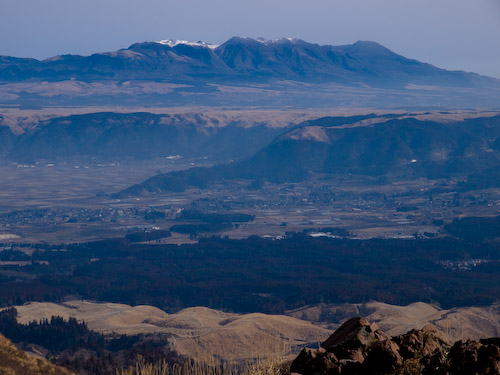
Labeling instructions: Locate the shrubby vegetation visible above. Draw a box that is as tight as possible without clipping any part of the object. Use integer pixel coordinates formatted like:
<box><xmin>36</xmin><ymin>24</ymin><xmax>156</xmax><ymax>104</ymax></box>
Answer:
<box><xmin>0</xmin><ymin>308</ymin><xmax>105</xmax><ymax>352</ymax></box>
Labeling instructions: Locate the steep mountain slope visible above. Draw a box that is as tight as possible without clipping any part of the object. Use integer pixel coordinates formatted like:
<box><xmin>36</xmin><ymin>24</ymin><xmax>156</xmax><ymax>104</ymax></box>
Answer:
<box><xmin>0</xmin><ymin>125</ymin><xmax>15</xmax><ymax>154</ymax></box>
<box><xmin>116</xmin><ymin>114</ymin><xmax>500</xmax><ymax>196</ymax></box>
<box><xmin>246</xmin><ymin>116</ymin><xmax>500</xmax><ymax>178</ymax></box>
<box><xmin>0</xmin><ymin>333</ymin><xmax>69</xmax><ymax>375</ymax></box>
<box><xmin>5</xmin><ymin>111</ymin><xmax>288</xmax><ymax>163</ymax></box>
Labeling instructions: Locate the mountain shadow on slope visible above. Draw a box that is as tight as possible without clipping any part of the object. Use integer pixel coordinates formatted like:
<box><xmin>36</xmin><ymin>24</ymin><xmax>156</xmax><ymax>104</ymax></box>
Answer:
<box><xmin>115</xmin><ymin>115</ymin><xmax>500</xmax><ymax>197</ymax></box>
<box><xmin>7</xmin><ymin>112</ymin><xmax>285</xmax><ymax>163</ymax></box>
<box><xmin>0</xmin><ymin>125</ymin><xmax>16</xmax><ymax>155</ymax></box>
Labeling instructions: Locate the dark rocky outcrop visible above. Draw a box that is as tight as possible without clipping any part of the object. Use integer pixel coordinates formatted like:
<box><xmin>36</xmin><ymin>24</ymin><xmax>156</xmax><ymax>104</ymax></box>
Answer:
<box><xmin>393</xmin><ymin>324</ymin><xmax>450</xmax><ymax>360</ymax></box>
<box><xmin>290</xmin><ymin>317</ymin><xmax>500</xmax><ymax>375</ymax></box>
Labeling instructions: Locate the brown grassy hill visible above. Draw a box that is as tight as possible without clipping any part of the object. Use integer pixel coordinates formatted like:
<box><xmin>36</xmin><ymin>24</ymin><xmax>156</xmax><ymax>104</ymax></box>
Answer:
<box><xmin>165</xmin><ymin>308</ymin><xmax>328</xmax><ymax>361</ymax></box>
<box><xmin>14</xmin><ymin>301</ymin><xmax>171</xmax><ymax>335</ymax></box>
<box><xmin>0</xmin><ymin>333</ymin><xmax>70</xmax><ymax>375</ymax></box>
<box><xmin>13</xmin><ymin>302</ymin><xmax>329</xmax><ymax>362</ymax></box>
<box><xmin>286</xmin><ymin>301</ymin><xmax>500</xmax><ymax>340</ymax></box>
<box><xmin>11</xmin><ymin>300</ymin><xmax>500</xmax><ymax>363</ymax></box>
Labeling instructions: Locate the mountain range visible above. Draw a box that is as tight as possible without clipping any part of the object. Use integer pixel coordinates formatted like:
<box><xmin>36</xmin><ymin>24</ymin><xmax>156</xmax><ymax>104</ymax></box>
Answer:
<box><xmin>0</xmin><ymin>37</ymin><xmax>493</xmax><ymax>86</ymax></box>
<box><xmin>1</xmin><ymin>37</ymin><xmax>499</xmax><ymax>108</ymax></box>
<box><xmin>3</xmin><ymin>110</ymin><xmax>500</xmax><ymax>193</ymax></box>
<box><xmin>116</xmin><ymin>114</ymin><xmax>500</xmax><ymax>197</ymax></box>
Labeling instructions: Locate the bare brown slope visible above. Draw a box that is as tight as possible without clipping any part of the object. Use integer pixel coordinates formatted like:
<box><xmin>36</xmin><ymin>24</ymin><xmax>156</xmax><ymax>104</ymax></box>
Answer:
<box><xmin>12</xmin><ymin>300</ymin><xmax>500</xmax><ymax>362</ymax></box>
<box><xmin>0</xmin><ymin>333</ymin><xmax>70</xmax><ymax>375</ymax></box>
<box><xmin>13</xmin><ymin>301</ymin><xmax>329</xmax><ymax>362</ymax></box>
<box><xmin>287</xmin><ymin>301</ymin><xmax>500</xmax><ymax>340</ymax></box>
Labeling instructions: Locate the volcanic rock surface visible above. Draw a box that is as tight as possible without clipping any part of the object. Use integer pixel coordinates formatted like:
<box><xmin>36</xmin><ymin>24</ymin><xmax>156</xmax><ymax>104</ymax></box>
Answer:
<box><xmin>290</xmin><ymin>317</ymin><xmax>500</xmax><ymax>375</ymax></box>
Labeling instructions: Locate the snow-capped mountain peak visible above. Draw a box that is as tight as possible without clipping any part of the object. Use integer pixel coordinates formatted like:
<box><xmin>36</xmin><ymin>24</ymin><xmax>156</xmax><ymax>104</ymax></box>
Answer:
<box><xmin>156</xmin><ymin>39</ymin><xmax>219</xmax><ymax>49</ymax></box>
<box><xmin>256</xmin><ymin>37</ymin><xmax>299</xmax><ymax>44</ymax></box>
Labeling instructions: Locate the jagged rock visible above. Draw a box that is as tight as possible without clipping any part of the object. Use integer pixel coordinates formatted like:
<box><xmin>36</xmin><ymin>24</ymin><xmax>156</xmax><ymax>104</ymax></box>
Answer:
<box><xmin>478</xmin><ymin>338</ymin><xmax>500</xmax><ymax>374</ymax></box>
<box><xmin>478</xmin><ymin>345</ymin><xmax>500</xmax><ymax>374</ymax></box>
<box><xmin>292</xmin><ymin>317</ymin><xmax>397</xmax><ymax>375</ymax></box>
<box><xmin>321</xmin><ymin>317</ymin><xmax>391</xmax><ymax>364</ymax></box>
<box><xmin>321</xmin><ymin>317</ymin><xmax>387</xmax><ymax>350</ymax></box>
<box><xmin>290</xmin><ymin>348</ymin><xmax>340</xmax><ymax>375</ymax></box>
<box><xmin>448</xmin><ymin>339</ymin><xmax>482</xmax><ymax>374</ymax></box>
<box><xmin>290</xmin><ymin>317</ymin><xmax>500</xmax><ymax>375</ymax></box>
<box><xmin>446</xmin><ymin>339</ymin><xmax>500</xmax><ymax>375</ymax></box>
<box><xmin>363</xmin><ymin>339</ymin><xmax>403</xmax><ymax>374</ymax></box>
<box><xmin>394</xmin><ymin>324</ymin><xmax>451</xmax><ymax>359</ymax></box>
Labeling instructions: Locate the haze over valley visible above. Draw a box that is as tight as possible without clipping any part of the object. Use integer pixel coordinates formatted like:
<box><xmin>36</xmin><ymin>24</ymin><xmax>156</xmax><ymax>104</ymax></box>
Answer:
<box><xmin>0</xmin><ymin>34</ymin><xmax>499</xmax><ymax>375</ymax></box>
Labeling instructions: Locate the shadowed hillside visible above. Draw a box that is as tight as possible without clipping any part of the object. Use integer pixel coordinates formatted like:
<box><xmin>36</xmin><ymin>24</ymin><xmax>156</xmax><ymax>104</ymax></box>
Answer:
<box><xmin>4</xmin><ymin>112</ymin><xmax>287</xmax><ymax>163</ymax></box>
<box><xmin>116</xmin><ymin>115</ymin><xmax>500</xmax><ymax>197</ymax></box>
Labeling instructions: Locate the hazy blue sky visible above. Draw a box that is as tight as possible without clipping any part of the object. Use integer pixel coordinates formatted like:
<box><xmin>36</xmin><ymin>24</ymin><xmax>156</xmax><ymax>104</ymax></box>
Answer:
<box><xmin>1</xmin><ymin>0</ymin><xmax>499</xmax><ymax>77</ymax></box>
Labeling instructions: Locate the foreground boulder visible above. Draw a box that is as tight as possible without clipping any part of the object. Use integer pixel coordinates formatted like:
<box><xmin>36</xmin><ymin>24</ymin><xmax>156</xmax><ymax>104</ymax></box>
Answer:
<box><xmin>290</xmin><ymin>317</ymin><xmax>500</xmax><ymax>375</ymax></box>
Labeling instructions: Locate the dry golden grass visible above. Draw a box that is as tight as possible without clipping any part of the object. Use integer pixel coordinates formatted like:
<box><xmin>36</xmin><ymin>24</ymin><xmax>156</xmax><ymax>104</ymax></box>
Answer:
<box><xmin>117</xmin><ymin>354</ymin><xmax>290</xmax><ymax>375</ymax></box>
<box><xmin>0</xmin><ymin>333</ymin><xmax>70</xmax><ymax>375</ymax></box>
<box><xmin>117</xmin><ymin>357</ymin><xmax>237</xmax><ymax>375</ymax></box>
<box><xmin>287</xmin><ymin>301</ymin><xmax>500</xmax><ymax>340</ymax></box>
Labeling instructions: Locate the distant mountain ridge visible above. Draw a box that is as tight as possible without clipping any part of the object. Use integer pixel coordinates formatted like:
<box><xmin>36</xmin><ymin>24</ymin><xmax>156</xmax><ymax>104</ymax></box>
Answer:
<box><xmin>0</xmin><ymin>37</ymin><xmax>497</xmax><ymax>89</ymax></box>
<box><xmin>116</xmin><ymin>114</ymin><xmax>500</xmax><ymax>197</ymax></box>
<box><xmin>4</xmin><ymin>112</ymin><xmax>287</xmax><ymax>163</ymax></box>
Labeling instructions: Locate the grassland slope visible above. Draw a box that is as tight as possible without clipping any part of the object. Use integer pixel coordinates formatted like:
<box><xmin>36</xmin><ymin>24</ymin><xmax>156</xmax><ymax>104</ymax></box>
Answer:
<box><xmin>287</xmin><ymin>301</ymin><xmax>500</xmax><ymax>340</ymax></box>
<box><xmin>12</xmin><ymin>301</ymin><xmax>329</xmax><ymax>362</ymax></box>
<box><xmin>0</xmin><ymin>333</ymin><xmax>70</xmax><ymax>375</ymax></box>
